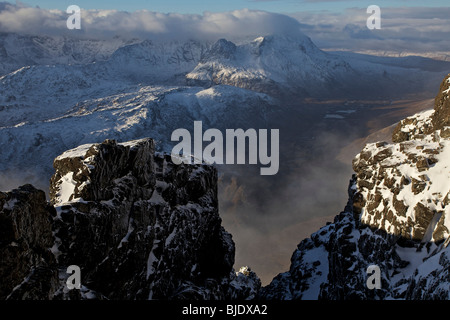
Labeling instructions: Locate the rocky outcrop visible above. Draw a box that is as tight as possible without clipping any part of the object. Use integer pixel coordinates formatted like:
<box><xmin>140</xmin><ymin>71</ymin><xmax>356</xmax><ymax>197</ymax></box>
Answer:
<box><xmin>432</xmin><ymin>74</ymin><xmax>450</xmax><ymax>133</ymax></box>
<box><xmin>0</xmin><ymin>185</ymin><xmax>57</xmax><ymax>300</ymax></box>
<box><xmin>0</xmin><ymin>138</ymin><xmax>260</xmax><ymax>300</ymax></box>
<box><xmin>392</xmin><ymin>74</ymin><xmax>450</xmax><ymax>142</ymax></box>
<box><xmin>261</xmin><ymin>74</ymin><xmax>450</xmax><ymax>300</ymax></box>
<box><xmin>351</xmin><ymin>132</ymin><xmax>448</xmax><ymax>244</ymax></box>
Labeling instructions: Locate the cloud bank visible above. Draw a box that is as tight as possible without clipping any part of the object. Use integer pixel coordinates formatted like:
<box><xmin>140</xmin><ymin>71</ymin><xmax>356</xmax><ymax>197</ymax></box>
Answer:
<box><xmin>289</xmin><ymin>7</ymin><xmax>450</xmax><ymax>54</ymax></box>
<box><xmin>0</xmin><ymin>2</ymin><xmax>303</xmax><ymax>41</ymax></box>
<box><xmin>0</xmin><ymin>2</ymin><xmax>448</xmax><ymax>55</ymax></box>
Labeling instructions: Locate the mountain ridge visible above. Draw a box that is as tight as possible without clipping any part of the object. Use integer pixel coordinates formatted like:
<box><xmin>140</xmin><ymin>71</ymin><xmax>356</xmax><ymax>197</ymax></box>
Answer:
<box><xmin>1</xmin><ymin>32</ymin><xmax>448</xmax><ymax>100</ymax></box>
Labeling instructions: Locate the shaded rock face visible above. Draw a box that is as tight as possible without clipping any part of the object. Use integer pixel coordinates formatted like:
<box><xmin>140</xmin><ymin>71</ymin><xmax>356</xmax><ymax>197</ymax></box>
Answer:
<box><xmin>0</xmin><ymin>138</ymin><xmax>260</xmax><ymax>300</ymax></box>
<box><xmin>261</xmin><ymin>75</ymin><xmax>450</xmax><ymax>300</ymax></box>
<box><xmin>0</xmin><ymin>185</ymin><xmax>57</xmax><ymax>300</ymax></box>
<box><xmin>432</xmin><ymin>74</ymin><xmax>450</xmax><ymax>132</ymax></box>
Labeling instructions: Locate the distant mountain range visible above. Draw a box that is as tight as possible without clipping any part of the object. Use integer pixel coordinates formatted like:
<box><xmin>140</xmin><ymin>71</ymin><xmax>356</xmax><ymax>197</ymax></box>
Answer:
<box><xmin>1</xmin><ymin>31</ymin><xmax>449</xmax><ymax>97</ymax></box>
<box><xmin>1</xmin><ymin>30</ymin><xmax>449</xmax><ymax>187</ymax></box>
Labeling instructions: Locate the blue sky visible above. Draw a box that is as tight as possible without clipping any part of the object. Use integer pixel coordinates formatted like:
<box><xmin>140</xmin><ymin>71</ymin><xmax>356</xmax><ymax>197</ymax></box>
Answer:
<box><xmin>13</xmin><ymin>0</ymin><xmax>450</xmax><ymax>14</ymax></box>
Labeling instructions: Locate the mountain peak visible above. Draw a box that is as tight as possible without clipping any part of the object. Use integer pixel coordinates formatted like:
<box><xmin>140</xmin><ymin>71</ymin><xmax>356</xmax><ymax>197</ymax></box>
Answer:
<box><xmin>392</xmin><ymin>74</ymin><xmax>450</xmax><ymax>142</ymax></box>
<box><xmin>186</xmin><ymin>32</ymin><xmax>350</xmax><ymax>96</ymax></box>
<box><xmin>205</xmin><ymin>38</ymin><xmax>236</xmax><ymax>60</ymax></box>
<box><xmin>251</xmin><ymin>32</ymin><xmax>311</xmax><ymax>45</ymax></box>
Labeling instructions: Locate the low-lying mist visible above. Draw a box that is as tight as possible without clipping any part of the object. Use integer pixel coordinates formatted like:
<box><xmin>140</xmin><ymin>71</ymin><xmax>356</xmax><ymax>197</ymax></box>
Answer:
<box><xmin>0</xmin><ymin>93</ymin><xmax>435</xmax><ymax>287</ymax></box>
<box><xmin>0</xmin><ymin>169</ymin><xmax>50</xmax><ymax>198</ymax></box>
<box><xmin>217</xmin><ymin>93</ymin><xmax>437</xmax><ymax>285</ymax></box>
<box><xmin>217</xmin><ymin>107</ymin><xmax>361</xmax><ymax>285</ymax></box>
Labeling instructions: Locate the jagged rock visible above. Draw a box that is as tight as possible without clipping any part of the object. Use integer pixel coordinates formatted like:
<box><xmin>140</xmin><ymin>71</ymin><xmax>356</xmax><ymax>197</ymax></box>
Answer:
<box><xmin>352</xmin><ymin>192</ymin><xmax>366</xmax><ymax>216</ymax></box>
<box><xmin>441</xmin><ymin>127</ymin><xmax>450</xmax><ymax>139</ymax></box>
<box><xmin>0</xmin><ymin>184</ymin><xmax>57</xmax><ymax>300</ymax></box>
<box><xmin>432</xmin><ymin>74</ymin><xmax>450</xmax><ymax>132</ymax></box>
<box><xmin>404</xmin><ymin>249</ymin><xmax>450</xmax><ymax>299</ymax></box>
<box><xmin>415</xmin><ymin>157</ymin><xmax>430</xmax><ymax>172</ymax></box>
<box><xmin>1</xmin><ymin>138</ymin><xmax>259</xmax><ymax>300</ymax></box>
<box><xmin>412</xmin><ymin>203</ymin><xmax>435</xmax><ymax>241</ymax></box>
<box><xmin>411</xmin><ymin>178</ymin><xmax>427</xmax><ymax>195</ymax></box>
<box><xmin>393</xmin><ymin>74</ymin><xmax>450</xmax><ymax>143</ymax></box>
<box><xmin>226</xmin><ymin>267</ymin><xmax>261</xmax><ymax>300</ymax></box>
<box><xmin>392</xmin><ymin>110</ymin><xmax>434</xmax><ymax>143</ymax></box>
<box><xmin>49</xmin><ymin>138</ymin><xmax>245</xmax><ymax>299</ymax></box>
<box><xmin>49</xmin><ymin>138</ymin><xmax>156</xmax><ymax>205</ymax></box>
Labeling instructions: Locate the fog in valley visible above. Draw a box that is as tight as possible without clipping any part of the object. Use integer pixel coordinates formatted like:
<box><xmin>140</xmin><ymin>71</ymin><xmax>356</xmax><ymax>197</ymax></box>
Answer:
<box><xmin>217</xmin><ymin>90</ymin><xmax>444</xmax><ymax>285</ymax></box>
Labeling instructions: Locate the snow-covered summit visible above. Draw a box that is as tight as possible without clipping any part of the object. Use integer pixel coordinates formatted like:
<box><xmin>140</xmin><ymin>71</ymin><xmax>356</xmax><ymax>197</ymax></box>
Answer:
<box><xmin>108</xmin><ymin>39</ymin><xmax>211</xmax><ymax>84</ymax></box>
<box><xmin>186</xmin><ymin>34</ymin><xmax>353</xmax><ymax>96</ymax></box>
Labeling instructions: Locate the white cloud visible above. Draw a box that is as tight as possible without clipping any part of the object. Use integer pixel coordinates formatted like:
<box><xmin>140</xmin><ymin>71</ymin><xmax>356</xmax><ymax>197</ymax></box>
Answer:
<box><xmin>288</xmin><ymin>7</ymin><xmax>450</xmax><ymax>54</ymax></box>
<box><xmin>0</xmin><ymin>2</ymin><xmax>303</xmax><ymax>41</ymax></box>
<box><xmin>0</xmin><ymin>2</ymin><xmax>448</xmax><ymax>55</ymax></box>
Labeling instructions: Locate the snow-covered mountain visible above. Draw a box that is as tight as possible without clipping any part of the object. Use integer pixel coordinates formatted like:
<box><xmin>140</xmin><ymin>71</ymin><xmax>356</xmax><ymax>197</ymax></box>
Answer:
<box><xmin>259</xmin><ymin>74</ymin><xmax>450</xmax><ymax>299</ymax></box>
<box><xmin>0</xmin><ymin>38</ymin><xmax>215</xmax><ymax>127</ymax></box>
<box><xmin>0</xmin><ymin>63</ymin><xmax>138</xmax><ymax>127</ymax></box>
<box><xmin>109</xmin><ymin>39</ymin><xmax>211</xmax><ymax>84</ymax></box>
<box><xmin>1</xmin><ymin>31</ymin><xmax>448</xmax><ymax>108</ymax></box>
<box><xmin>0</xmin><ymin>84</ymin><xmax>275</xmax><ymax>183</ymax></box>
<box><xmin>0</xmin><ymin>32</ymin><xmax>138</xmax><ymax>76</ymax></box>
<box><xmin>186</xmin><ymin>34</ymin><xmax>355</xmax><ymax>96</ymax></box>
<box><xmin>186</xmin><ymin>34</ymin><xmax>448</xmax><ymax>98</ymax></box>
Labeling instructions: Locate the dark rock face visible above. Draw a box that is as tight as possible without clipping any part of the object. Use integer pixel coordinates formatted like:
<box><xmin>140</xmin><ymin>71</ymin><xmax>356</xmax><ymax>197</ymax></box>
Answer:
<box><xmin>404</xmin><ymin>247</ymin><xmax>450</xmax><ymax>299</ymax></box>
<box><xmin>0</xmin><ymin>185</ymin><xmax>57</xmax><ymax>300</ymax></box>
<box><xmin>432</xmin><ymin>74</ymin><xmax>450</xmax><ymax>132</ymax></box>
<box><xmin>49</xmin><ymin>138</ymin><xmax>156</xmax><ymax>204</ymax></box>
<box><xmin>259</xmin><ymin>178</ymin><xmax>404</xmax><ymax>300</ymax></box>
<box><xmin>204</xmin><ymin>39</ymin><xmax>237</xmax><ymax>61</ymax></box>
<box><xmin>0</xmin><ymin>138</ymin><xmax>260</xmax><ymax>300</ymax></box>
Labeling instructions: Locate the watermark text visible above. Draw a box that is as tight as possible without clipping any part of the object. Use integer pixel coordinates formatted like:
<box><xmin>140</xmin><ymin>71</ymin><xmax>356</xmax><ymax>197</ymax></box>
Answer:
<box><xmin>171</xmin><ymin>121</ymin><xmax>279</xmax><ymax>175</ymax></box>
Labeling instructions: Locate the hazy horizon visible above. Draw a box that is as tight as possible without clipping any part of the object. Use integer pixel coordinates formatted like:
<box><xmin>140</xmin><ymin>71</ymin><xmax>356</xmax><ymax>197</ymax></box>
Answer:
<box><xmin>0</xmin><ymin>1</ymin><xmax>449</xmax><ymax>55</ymax></box>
